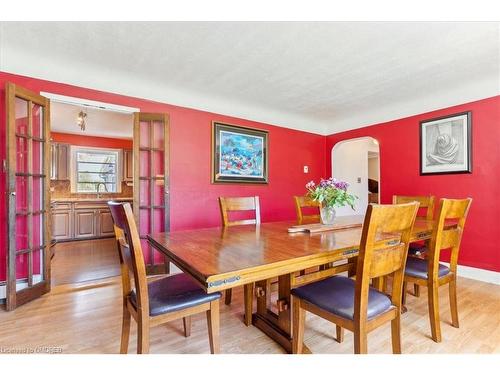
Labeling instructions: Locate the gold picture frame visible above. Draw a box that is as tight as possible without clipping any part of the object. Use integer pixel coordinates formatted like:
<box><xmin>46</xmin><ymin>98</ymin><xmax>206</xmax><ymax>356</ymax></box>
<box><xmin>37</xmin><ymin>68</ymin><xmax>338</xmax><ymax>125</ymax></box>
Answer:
<box><xmin>211</xmin><ymin>121</ymin><xmax>269</xmax><ymax>184</ymax></box>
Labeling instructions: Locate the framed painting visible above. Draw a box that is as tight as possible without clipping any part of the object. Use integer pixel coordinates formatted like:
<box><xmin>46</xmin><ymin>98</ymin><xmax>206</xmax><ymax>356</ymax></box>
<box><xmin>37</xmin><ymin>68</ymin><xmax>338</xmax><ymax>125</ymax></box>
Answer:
<box><xmin>420</xmin><ymin>111</ymin><xmax>472</xmax><ymax>175</ymax></box>
<box><xmin>211</xmin><ymin>122</ymin><xmax>269</xmax><ymax>184</ymax></box>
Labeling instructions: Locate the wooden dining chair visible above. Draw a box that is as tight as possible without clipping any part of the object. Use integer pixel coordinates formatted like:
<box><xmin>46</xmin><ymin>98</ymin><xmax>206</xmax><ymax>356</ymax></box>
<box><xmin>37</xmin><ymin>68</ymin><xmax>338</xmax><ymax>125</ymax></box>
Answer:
<box><xmin>108</xmin><ymin>201</ymin><xmax>222</xmax><ymax>354</ymax></box>
<box><xmin>294</xmin><ymin>196</ymin><xmax>321</xmax><ymax>225</ymax></box>
<box><xmin>393</xmin><ymin>195</ymin><xmax>435</xmax><ymax>251</ymax></box>
<box><xmin>403</xmin><ymin>198</ymin><xmax>472</xmax><ymax>343</ymax></box>
<box><xmin>393</xmin><ymin>195</ymin><xmax>435</xmax><ymax>297</ymax></box>
<box><xmin>292</xmin><ymin>202</ymin><xmax>419</xmax><ymax>354</ymax></box>
<box><xmin>218</xmin><ymin>196</ymin><xmax>259</xmax><ymax>325</ymax></box>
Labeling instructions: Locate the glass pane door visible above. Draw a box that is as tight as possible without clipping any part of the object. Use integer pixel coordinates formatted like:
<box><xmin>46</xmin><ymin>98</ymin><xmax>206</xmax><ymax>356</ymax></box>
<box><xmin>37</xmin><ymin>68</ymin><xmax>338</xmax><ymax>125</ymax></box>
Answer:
<box><xmin>133</xmin><ymin>113</ymin><xmax>170</xmax><ymax>274</ymax></box>
<box><xmin>6</xmin><ymin>83</ymin><xmax>51</xmax><ymax>310</ymax></box>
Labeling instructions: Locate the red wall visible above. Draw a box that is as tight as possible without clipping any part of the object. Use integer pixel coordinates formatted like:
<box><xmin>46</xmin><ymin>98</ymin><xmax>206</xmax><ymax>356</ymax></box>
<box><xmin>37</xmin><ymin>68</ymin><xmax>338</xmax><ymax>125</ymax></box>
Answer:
<box><xmin>51</xmin><ymin>132</ymin><xmax>133</xmax><ymax>149</ymax></box>
<box><xmin>326</xmin><ymin>96</ymin><xmax>500</xmax><ymax>272</ymax></box>
<box><xmin>0</xmin><ymin>72</ymin><xmax>326</xmax><ymax>281</ymax></box>
<box><xmin>1</xmin><ymin>71</ymin><xmax>497</xmax><ymax>282</ymax></box>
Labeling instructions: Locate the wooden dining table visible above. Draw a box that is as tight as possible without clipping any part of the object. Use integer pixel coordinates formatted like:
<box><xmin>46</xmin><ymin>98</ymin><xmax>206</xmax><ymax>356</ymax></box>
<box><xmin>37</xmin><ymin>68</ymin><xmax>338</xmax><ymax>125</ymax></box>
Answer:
<box><xmin>148</xmin><ymin>215</ymin><xmax>434</xmax><ymax>353</ymax></box>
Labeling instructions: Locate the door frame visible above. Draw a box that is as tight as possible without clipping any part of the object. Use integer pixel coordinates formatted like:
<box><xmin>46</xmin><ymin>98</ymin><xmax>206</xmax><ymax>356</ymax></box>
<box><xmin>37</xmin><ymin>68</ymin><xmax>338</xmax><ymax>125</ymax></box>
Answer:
<box><xmin>6</xmin><ymin>82</ymin><xmax>51</xmax><ymax>310</ymax></box>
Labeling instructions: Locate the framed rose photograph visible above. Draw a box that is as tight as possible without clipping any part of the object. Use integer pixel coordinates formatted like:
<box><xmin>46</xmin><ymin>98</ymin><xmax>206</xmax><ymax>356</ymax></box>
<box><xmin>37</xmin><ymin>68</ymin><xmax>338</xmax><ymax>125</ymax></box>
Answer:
<box><xmin>420</xmin><ymin>111</ymin><xmax>472</xmax><ymax>175</ymax></box>
<box><xmin>211</xmin><ymin>122</ymin><xmax>269</xmax><ymax>184</ymax></box>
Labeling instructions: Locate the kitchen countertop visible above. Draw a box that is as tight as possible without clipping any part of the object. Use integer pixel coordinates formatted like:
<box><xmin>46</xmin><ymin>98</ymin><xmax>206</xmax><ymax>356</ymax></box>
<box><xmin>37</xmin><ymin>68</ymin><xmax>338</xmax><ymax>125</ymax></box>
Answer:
<box><xmin>51</xmin><ymin>197</ymin><xmax>133</xmax><ymax>203</ymax></box>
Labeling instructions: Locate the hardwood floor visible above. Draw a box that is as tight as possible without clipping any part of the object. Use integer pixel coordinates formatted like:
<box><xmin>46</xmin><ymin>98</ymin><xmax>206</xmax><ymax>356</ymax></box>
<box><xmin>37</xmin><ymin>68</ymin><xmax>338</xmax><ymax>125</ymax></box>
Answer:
<box><xmin>0</xmin><ymin>275</ymin><xmax>499</xmax><ymax>354</ymax></box>
<box><xmin>51</xmin><ymin>238</ymin><xmax>121</xmax><ymax>286</ymax></box>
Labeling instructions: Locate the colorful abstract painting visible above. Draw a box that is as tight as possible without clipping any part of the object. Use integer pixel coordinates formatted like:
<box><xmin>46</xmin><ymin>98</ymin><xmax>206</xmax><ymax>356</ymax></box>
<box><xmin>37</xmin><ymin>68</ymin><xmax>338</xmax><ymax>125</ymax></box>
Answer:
<box><xmin>212</xmin><ymin>122</ymin><xmax>268</xmax><ymax>183</ymax></box>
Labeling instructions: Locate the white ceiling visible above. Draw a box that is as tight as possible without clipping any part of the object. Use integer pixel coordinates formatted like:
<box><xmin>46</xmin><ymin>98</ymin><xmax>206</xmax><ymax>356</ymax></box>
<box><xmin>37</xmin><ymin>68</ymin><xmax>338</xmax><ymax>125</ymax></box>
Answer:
<box><xmin>50</xmin><ymin>101</ymin><xmax>133</xmax><ymax>139</ymax></box>
<box><xmin>0</xmin><ymin>22</ymin><xmax>498</xmax><ymax>135</ymax></box>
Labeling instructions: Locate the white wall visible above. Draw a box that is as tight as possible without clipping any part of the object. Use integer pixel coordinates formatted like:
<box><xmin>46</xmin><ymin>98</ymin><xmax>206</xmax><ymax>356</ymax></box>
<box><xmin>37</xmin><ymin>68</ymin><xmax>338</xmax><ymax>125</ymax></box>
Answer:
<box><xmin>332</xmin><ymin>137</ymin><xmax>379</xmax><ymax>216</ymax></box>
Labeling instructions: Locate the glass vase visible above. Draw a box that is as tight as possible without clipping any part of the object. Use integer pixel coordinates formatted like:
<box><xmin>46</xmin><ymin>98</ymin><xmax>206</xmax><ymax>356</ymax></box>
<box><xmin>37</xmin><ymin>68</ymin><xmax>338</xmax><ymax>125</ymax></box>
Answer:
<box><xmin>320</xmin><ymin>205</ymin><xmax>336</xmax><ymax>225</ymax></box>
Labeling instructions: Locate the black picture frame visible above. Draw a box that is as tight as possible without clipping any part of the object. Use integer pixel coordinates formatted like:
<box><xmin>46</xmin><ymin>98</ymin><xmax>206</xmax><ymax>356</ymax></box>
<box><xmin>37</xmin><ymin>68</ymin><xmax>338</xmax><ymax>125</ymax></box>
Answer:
<box><xmin>211</xmin><ymin>121</ymin><xmax>269</xmax><ymax>184</ymax></box>
<box><xmin>419</xmin><ymin>111</ymin><xmax>472</xmax><ymax>175</ymax></box>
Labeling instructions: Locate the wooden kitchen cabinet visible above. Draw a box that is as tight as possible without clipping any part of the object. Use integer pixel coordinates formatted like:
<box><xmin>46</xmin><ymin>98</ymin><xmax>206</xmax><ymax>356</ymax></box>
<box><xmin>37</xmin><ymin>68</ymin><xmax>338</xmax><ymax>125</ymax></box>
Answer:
<box><xmin>50</xmin><ymin>142</ymin><xmax>70</xmax><ymax>180</ymax></box>
<box><xmin>51</xmin><ymin>200</ymin><xmax>132</xmax><ymax>242</ymax></box>
<box><xmin>97</xmin><ymin>209</ymin><xmax>115</xmax><ymax>237</ymax></box>
<box><xmin>74</xmin><ymin>210</ymin><xmax>97</xmax><ymax>239</ymax></box>
<box><xmin>123</xmin><ymin>149</ymin><xmax>133</xmax><ymax>182</ymax></box>
<box><xmin>51</xmin><ymin>210</ymin><xmax>73</xmax><ymax>240</ymax></box>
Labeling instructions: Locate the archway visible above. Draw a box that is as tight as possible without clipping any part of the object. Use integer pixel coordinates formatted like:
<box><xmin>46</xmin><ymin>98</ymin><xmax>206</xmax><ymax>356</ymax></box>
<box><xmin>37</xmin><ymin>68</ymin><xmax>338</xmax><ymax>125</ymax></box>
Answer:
<box><xmin>331</xmin><ymin>137</ymin><xmax>380</xmax><ymax>216</ymax></box>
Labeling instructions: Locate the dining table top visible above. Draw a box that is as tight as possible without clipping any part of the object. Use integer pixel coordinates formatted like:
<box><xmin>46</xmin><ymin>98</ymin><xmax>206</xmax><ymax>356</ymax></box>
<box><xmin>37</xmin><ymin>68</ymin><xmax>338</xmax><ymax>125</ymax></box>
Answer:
<box><xmin>148</xmin><ymin>215</ymin><xmax>435</xmax><ymax>292</ymax></box>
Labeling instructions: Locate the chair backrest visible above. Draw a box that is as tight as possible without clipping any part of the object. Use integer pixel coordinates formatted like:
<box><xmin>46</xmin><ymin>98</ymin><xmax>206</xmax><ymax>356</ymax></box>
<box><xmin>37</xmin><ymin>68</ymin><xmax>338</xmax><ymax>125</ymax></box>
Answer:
<box><xmin>294</xmin><ymin>196</ymin><xmax>321</xmax><ymax>225</ymax></box>
<box><xmin>428</xmin><ymin>198</ymin><xmax>472</xmax><ymax>276</ymax></box>
<box><xmin>392</xmin><ymin>195</ymin><xmax>435</xmax><ymax>220</ymax></box>
<box><xmin>108</xmin><ymin>201</ymin><xmax>149</xmax><ymax>315</ymax></box>
<box><xmin>355</xmin><ymin>202</ymin><xmax>420</xmax><ymax>321</ymax></box>
<box><xmin>219</xmin><ymin>196</ymin><xmax>261</xmax><ymax>227</ymax></box>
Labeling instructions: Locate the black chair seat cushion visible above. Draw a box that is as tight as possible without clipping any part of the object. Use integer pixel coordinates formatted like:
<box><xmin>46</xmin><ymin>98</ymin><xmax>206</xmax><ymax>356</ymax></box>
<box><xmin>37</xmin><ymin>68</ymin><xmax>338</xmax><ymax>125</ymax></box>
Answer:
<box><xmin>130</xmin><ymin>273</ymin><xmax>221</xmax><ymax>316</ymax></box>
<box><xmin>405</xmin><ymin>257</ymin><xmax>450</xmax><ymax>279</ymax></box>
<box><xmin>291</xmin><ymin>276</ymin><xmax>393</xmax><ymax>321</ymax></box>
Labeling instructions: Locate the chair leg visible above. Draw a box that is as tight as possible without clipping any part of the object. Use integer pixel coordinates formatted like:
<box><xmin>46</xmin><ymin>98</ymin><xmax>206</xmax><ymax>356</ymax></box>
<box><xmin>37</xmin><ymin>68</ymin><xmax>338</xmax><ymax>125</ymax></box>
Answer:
<box><xmin>120</xmin><ymin>303</ymin><xmax>131</xmax><ymax>354</ymax></box>
<box><xmin>335</xmin><ymin>325</ymin><xmax>344</xmax><ymax>343</ymax></box>
<box><xmin>224</xmin><ymin>288</ymin><xmax>232</xmax><ymax>305</ymax></box>
<box><xmin>206</xmin><ymin>300</ymin><xmax>220</xmax><ymax>354</ymax></box>
<box><xmin>391</xmin><ymin>315</ymin><xmax>402</xmax><ymax>354</ymax></box>
<box><xmin>243</xmin><ymin>283</ymin><xmax>254</xmax><ymax>326</ymax></box>
<box><xmin>292</xmin><ymin>297</ymin><xmax>305</xmax><ymax>354</ymax></box>
<box><xmin>183</xmin><ymin>316</ymin><xmax>192</xmax><ymax>337</ymax></box>
<box><xmin>449</xmin><ymin>278</ymin><xmax>459</xmax><ymax>328</ymax></box>
<box><xmin>414</xmin><ymin>284</ymin><xmax>420</xmax><ymax>297</ymax></box>
<box><xmin>354</xmin><ymin>328</ymin><xmax>368</xmax><ymax>354</ymax></box>
<box><xmin>137</xmin><ymin>314</ymin><xmax>150</xmax><ymax>354</ymax></box>
<box><xmin>428</xmin><ymin>283</ymin><xmax>442</xmax><ymax>342</ymax></box>
<box><xmin>402</xmin><ymin>281</ymin><xmax>407</xmax><ymax>306</ymax></box>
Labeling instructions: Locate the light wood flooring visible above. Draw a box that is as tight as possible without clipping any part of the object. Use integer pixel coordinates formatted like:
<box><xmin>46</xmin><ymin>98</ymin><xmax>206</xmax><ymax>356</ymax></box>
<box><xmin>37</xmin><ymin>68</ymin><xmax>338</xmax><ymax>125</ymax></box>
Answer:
<box><xmin>1</xmin><ymin>274</ymin><xmax>499</xmax><ymax>354</ymax></box>
<box><xmin>51</xmin><ymin>238</ymin><xmax>121</xmax><ymax>286</ymax></box>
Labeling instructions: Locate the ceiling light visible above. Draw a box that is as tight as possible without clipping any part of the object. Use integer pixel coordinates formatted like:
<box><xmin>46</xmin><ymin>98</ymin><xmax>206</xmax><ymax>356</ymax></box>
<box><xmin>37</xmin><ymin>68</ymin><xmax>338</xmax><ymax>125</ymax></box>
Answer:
<box><xmin>76</xmin><ymin>110</ymin><xmax>87</xmax><ymax>131</ymax></box>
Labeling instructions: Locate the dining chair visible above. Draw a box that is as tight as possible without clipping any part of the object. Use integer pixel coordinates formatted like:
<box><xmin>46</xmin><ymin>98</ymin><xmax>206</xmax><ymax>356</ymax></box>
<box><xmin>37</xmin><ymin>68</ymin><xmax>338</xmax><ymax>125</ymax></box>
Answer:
<box><xmin>218</xmin><ymin>196</ymin><xmax>259</xmax><ymax>326</ymax></box>
<box><xmin>393</xmin><ymin>195</ymin><xmax>435</xmax><ymax>297</ymax></box>
<box><xmin>294</xmin><ymin>196</ymin><xmax>321</xmax><ymax>225</ymax></box>
<box><xmin>108</xmin><ymin>201</ymin><xmax>222</xmax><ymax>354</ymax></box>
<box><xmin>403</xmin><ymin>198</ymin><xmax>472</xmax><ymax>343</ymax></box>
<box><xmin>291</xmin><ymin>202</ymin><xmax>419</xmax><ymax>354</ymax></box>
<box><xmin>294</xmin><ymin>196</ymin><xmax>328</xmax><ymax>274</ymax></box>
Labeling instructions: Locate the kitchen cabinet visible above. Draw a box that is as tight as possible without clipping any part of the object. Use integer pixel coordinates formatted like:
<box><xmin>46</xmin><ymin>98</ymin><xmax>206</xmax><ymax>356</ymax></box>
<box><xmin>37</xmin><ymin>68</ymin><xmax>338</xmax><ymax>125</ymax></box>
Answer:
<box><xmin>50</xmin><ymin>142</ymin><xmax>70</xmax><ymax>180</ymax></box>
<box><xmin>97</xmin><ymin>209</ymin><xmax>115</xmax><ymax>237</ymax></box>
<box><xmin>123</xmin><ymin>149</ymin><xmax>133</xmax><ymax>182</ymax></box>
<box><xmin>51</xmin><ymin>207</ymin><xmax>72</xmax><ymax>241</ymax></box>
<box><xmin>74</xmin><ymin>210</ymin><xmax>97</xmax><ymax>239</ymax></box>
<box><xmin>50</xmin><ymin>199</ymin><xmax>132</xmax><ymax>242</ymax></box>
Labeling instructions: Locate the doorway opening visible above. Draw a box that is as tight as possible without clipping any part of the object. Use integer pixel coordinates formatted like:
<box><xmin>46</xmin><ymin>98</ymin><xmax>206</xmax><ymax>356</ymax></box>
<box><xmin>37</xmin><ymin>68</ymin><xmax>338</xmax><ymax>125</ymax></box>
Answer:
<box><xmin>48</xmin><ymin>97</ymin><xmax>135</xmax><ymax>286</ymax></box>
<box><xmin>331</xmin><ymin>137</ymin><xmax>380</xmax><ymax>216</ymax></box>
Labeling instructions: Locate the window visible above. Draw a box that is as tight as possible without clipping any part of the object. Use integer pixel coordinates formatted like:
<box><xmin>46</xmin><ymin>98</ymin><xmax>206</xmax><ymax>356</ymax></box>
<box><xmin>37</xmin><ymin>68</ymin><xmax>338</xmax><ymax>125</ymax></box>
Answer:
<box><xmin>71</xmin><ymin>147</ymin><xmax>122</xmax><ymax>193</ymax></box>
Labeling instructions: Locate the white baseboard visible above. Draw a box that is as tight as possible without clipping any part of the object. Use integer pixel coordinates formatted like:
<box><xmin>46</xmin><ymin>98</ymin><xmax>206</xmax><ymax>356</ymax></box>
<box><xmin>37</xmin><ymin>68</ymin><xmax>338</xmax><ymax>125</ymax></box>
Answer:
<box><xmin>442</xmin><ymin>263</ymin><xmax>500</xmax><ymax>285</ymax></box>
<box><xmin>1</xmin><ymin>264</ymin><xmax>499</xmax><ymax>302</ymax></box>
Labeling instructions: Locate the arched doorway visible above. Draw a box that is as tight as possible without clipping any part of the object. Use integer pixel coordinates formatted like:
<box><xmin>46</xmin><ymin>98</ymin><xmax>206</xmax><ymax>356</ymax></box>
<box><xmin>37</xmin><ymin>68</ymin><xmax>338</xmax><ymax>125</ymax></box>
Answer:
<box><xmin>331</xmin><ymin>137</ymin><xmax>380</xmax><ymax>216</ymax></box>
